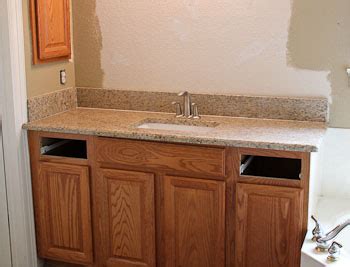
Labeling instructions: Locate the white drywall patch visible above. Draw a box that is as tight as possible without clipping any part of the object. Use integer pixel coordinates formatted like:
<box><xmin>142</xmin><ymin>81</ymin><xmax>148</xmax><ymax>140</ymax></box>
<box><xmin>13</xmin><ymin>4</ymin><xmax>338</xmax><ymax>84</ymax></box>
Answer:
<box><xmin>95</xmin><ymin>0</ymin><xmax>331</xmax><ymax>98</ymax></box>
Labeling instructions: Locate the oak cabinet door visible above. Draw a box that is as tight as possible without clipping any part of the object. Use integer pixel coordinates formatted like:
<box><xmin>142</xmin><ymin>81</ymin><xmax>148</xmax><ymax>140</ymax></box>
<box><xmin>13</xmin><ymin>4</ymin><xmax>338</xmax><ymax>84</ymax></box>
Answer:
<box><xmin>97</xmin><ymin>168</ymin><xmax>156</xmax><ymax>267</ymax></box>
<box><xmin>35</xmin><ymin>162</ymin><xmax>93</xmax><ymax>264</ymax></box>
<box><xmin>235</xmin><ymin>183</ymin><xmax>303</xmax><ymax>267</ymax></box>
<box><xmin>162</xmin><ymin>176</ymin><xmax>225</xmax><ymax>267</ymax></box>
<box><xmin>30</xmin><ymin>0</ymin><xmax>71</xmax><ymax>63</ymax></box>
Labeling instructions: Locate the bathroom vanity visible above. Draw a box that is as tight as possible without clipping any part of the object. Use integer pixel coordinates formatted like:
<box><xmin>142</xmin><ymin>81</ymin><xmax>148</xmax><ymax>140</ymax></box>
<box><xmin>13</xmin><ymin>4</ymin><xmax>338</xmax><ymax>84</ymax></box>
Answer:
<box><xmin>25</xmin><ymin>108</ymin><xmax>325</xmax><ymax>267</ymax></box>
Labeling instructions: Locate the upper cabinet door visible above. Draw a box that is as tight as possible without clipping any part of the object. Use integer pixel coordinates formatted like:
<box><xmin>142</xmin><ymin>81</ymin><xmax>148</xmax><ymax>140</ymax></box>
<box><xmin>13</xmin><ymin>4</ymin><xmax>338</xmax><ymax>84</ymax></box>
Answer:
<box><xmin>235</xmin><ymin>183</ymin><xmax>303</xmax><ymax>267</ymax></box>
<box><xmin>30</xmin><ymin>0</ymin><xmax>71</xmax><ymax>64</ymax></box>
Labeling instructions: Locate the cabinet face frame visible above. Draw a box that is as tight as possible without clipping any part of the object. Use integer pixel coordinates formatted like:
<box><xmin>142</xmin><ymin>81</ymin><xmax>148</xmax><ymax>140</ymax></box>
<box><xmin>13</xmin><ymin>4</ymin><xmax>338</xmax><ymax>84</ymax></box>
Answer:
<box><xmin>29</xmin><ymin>0</ymin><xmax>71</xmax><ymax>64</ymax></box>
<box><xmin>236</xmin><ymin>148</ymin><xmax>307</xmax><ymax>188</ymax></box>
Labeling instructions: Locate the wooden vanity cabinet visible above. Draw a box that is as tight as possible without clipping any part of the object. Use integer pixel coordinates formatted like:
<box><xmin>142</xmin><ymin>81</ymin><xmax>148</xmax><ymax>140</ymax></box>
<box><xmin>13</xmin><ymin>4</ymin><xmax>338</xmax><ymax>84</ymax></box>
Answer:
<box><xmin>28</xmin><ymin>132</ymin><xmax>310</xmax><ymax>267</ymax></box>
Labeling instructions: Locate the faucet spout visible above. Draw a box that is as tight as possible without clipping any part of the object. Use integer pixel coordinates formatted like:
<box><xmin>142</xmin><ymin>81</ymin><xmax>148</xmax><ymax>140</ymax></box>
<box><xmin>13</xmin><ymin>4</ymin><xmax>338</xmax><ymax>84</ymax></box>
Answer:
<box><xmin>318</xmin><ymin>219</ymin><xmax>350</xmax><ymax>242</ymax></box>
<box><xmin>178</xmin><ymin>91</ymin><xmax>192</xmax><ymax>118</ymax></box>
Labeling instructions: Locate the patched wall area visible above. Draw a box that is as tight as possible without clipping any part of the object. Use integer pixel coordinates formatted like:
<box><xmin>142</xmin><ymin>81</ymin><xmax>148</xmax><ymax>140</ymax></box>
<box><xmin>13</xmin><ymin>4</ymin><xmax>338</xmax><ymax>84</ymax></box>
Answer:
<box><xmin>288</xmin><ymin>0</ymin><xmax>350</xmax><ymax>127</ymax></box>
<box><xmin>72</xmin><ymin>0</ymin><xmax>331</xmax><ymax>99</ymax></box>
<box><xmin>72</xmin><ymin>1</ymin><xmax>104</xmax><ymax>89</ymax></box>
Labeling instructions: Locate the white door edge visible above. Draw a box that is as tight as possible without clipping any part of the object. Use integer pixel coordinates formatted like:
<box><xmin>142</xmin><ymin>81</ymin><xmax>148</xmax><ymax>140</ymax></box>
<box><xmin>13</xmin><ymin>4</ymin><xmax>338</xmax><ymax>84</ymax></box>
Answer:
<box><xmin>0</xmin><ymin>0</ymin><xmax>40</xmax><ymax>266</ymax></box>
<box><xmin>0</xmin><ymin>124</ymin><xmax>12</xmax><ymax>267</ymax></box>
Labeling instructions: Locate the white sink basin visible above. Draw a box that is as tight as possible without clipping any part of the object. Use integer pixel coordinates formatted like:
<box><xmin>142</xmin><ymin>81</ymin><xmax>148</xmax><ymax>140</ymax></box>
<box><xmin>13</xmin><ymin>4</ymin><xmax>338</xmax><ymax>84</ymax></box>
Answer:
<box><xmin>136</xmin><ymin>122</ymin><xmax>218</xmax><ymax>133</ymax></box>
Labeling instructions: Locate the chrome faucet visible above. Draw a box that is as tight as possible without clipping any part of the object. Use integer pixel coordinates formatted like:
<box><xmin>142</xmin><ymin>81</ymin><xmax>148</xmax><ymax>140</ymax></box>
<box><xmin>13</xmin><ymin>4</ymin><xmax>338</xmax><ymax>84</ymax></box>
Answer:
<box><xmin>327</xmin><ymin>241</ymin><xmax>343</xmax><ymax>262</ymax></box>
<box><xmin>311</xmin><ymin>215</ymin><xmax>324</xmax><ymax>242</ymax></box>
<box><xmin>311</xmin><ymin>215</ymin><xmax>348</xmax><ymax>260</ymax></box>
<box><xmin>173</xmin><ymin>91</ymin><xmax>200</xmax><ymax>119</ymax></box>
<box><xmin>317</xmin><ymin>219</ymin><xmax>350</xmax><ymax>243</ymax></box>
<box><xmin>178</xmin><ymin>91</ymin><xmax>192</xmax><ymax>118</ymax></box>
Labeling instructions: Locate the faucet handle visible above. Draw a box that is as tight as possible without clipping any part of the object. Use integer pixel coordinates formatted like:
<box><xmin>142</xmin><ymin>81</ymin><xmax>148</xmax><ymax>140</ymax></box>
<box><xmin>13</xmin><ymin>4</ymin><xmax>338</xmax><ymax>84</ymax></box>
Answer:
<box><xmin>191</xmin><ymin>103</ymin><xmax>200</xmax><ymax>119</ymax></box>
<box><xmin>327</xmin><ymin>241</ymin><xmax>342</xmax><ymax>262</ymax></box>
<box><xmin>311</xmin><ymin>215</ymin><xmax>324</xmax><ymax>242</ymax></box>
<box><xmin>172</xmin><ymin>102</ymin><xmax>183</xmax><ymax>118</ymax></box>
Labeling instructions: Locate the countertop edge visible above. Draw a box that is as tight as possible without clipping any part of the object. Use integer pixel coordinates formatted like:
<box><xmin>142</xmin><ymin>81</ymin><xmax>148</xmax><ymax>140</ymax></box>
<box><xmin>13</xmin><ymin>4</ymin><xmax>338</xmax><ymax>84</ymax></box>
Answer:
<box><xmin>22</xmin><ymin>124</ymin><xmax>319</xmax><ymax>153</ymax></box>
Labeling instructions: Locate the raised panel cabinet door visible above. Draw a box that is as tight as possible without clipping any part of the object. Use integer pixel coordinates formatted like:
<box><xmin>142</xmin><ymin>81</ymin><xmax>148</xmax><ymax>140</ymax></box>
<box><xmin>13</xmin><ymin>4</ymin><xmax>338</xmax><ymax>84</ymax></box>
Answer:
<box><xmin>235</xmin><ymin>183</ymin><xmax>304</xmax><ymax>267</ymax></box>
<box><xmin>32</xmin><ymin>0</ymin><xmax>71</xmax><ymax>61</ymax></box>
<box><xmin>97</xmin><ymin>168</ymin><xmax>156</xmax><ymax>267</ymax></box>
<box><xmin>35</xmin><ymin>162</ymin><xmax>93</xmax><ymax>264</ymax></box>
<box><xmin>162</xmin><ymin>176</ymin><xmax>225</xmax><ymax>267</ymax></box>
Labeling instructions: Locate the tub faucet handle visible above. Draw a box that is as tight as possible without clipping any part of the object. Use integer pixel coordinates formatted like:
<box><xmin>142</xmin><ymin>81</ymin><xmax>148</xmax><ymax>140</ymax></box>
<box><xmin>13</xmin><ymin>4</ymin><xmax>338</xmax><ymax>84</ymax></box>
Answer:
<box><xmin>327</xmin><ymin>241</ymin><xmax>342</xmax><ymax>262</ymax></box>
<box><xmin>311</xmin><ymin>215</ymin><xmax>324</xmax><ymax>242</ymax></box>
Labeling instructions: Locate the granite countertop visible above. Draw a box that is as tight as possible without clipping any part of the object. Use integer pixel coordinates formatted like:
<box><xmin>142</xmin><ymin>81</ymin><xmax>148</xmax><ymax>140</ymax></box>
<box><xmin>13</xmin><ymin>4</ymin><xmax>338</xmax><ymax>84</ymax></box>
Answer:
<box><xmin>23</xmin><ymin>107</ymin><xmax>327</xmax><ymax>152</ymax></box>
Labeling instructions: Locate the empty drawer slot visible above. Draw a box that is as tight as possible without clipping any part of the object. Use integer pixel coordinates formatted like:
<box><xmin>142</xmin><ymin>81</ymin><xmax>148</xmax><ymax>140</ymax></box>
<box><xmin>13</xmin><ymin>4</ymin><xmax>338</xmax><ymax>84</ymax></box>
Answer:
<box><xmin>240</xmin><ymin>155</ymin><xmax>301</xmax><ymax>180</ymax></box>
<box><xmin>40</xmin><ymin>137</ymin><xmax>87</xmax><ymax>159</ymax></box>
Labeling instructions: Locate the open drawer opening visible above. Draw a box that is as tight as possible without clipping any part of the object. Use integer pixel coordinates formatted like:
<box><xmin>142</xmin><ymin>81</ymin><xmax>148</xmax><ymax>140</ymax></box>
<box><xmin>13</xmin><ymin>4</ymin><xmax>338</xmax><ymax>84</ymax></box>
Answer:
<box><xmin>40</xmin><ymin>137</ymin><xmax>87</xmax><ymax>159</ymax></box>
<box><xmin>240</xmin><ymin>155</ymin><xmax>301</xmax><ymax>180</ymax></box>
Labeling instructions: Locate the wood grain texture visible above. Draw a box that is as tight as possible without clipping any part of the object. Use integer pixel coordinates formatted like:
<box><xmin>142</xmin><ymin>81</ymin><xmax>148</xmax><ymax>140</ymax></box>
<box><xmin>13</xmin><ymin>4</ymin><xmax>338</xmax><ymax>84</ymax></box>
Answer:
<box><xmin>97</xmin><ymin>168</ymin><xmax>156</xmax><ymax>267</ymax></box>
<box><xmin>238</xmin><ymin>147</ymin><xmax>305</xmax><ymax>160</ymax></box>
<box><xmin>30</xmin><ymin>0</ymin><xmax>71</xmax><ymax>64</ymax></box>
<box><xmin>225</xmin><ymin>148</ymin><xmax>237</xmax><ymax>267</ymax></box>
<box><xmin>36</xmin><ymin>162</ymin><xmax>93</xmax><ymax>264</ymax></box>
<box><xmin>235</xmin><ymin>183</ymin><xmax>303</xmax><ymax>267</ymax></box>
<box><xmin>300</xmin><ymin>153</ymin><xmax>311</xmax><ymax>239</ymax></box>
<box><xmin>96</xmin><ymin>138</ymin><xmax>225</xmax><ymax>178</ymax></box>
<box><xmin>28</xmin><ymin>132</ymin><xmax>312</xmax><ymax>267</ymax></box>
<box><xmin>162</xmin><ymin>176</ymin><xmax>225</xmax><ymax>267</ymax></box>
<box><xmin>47</xmin><ymin>171</ymin><xmax>81</xmax><ymax>250</ymax></box>
<box><xmin>235</xmin><ymin>147</ymin><xmax>311</xmax><ymax>246</ymax></box>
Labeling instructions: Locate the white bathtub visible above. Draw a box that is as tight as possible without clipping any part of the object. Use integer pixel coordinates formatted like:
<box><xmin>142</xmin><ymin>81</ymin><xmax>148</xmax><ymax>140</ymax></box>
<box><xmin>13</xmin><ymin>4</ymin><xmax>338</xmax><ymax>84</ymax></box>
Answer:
<box><xmin>301</xmin><ymin>197</ymin><xmax>350</xmax><ymax>266</ymax></box>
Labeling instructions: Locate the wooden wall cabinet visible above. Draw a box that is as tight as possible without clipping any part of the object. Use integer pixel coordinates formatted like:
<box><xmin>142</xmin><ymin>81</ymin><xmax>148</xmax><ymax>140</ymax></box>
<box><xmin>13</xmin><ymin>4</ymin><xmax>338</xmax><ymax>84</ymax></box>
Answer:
<box><xmin>30</xmin><ymin>0</ymin><xmax>71</xmax><ymax>64</ymax></box>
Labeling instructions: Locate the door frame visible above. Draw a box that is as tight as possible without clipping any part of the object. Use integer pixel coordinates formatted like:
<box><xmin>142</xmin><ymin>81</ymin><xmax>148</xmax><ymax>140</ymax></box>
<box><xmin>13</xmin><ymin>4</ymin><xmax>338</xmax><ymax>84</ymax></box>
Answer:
<box><xmin>0</xmin><ymin>0</ymin><xmax>39</xmax><ymax>266</ymax></box>
<box><xmin>0</xmin><ymin>129</ymin><xmax>12</xmax><ymax>267</ymax></box>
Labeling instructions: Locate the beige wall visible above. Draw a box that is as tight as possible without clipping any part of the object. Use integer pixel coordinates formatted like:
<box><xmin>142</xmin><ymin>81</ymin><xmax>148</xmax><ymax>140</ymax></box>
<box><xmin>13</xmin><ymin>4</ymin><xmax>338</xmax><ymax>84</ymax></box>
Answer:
<box><xmin>23</xmin><ymin>0</ymin><xmax>75</xmax><ymax>98</ymax></box>
<box><xmin>73</xmin><ymin>0</ymin><xmax>333</xmax><ymax>99</ymax></box>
